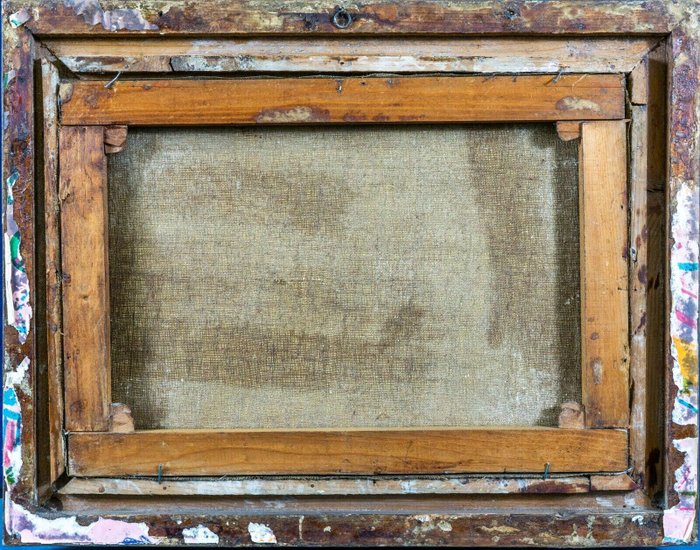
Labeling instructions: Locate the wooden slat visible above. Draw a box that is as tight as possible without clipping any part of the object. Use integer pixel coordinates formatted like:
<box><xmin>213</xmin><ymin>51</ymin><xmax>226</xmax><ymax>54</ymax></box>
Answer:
<box><xmin>629</xmin><ymin>101</ymin><xmax>649</xmax><ymax>482</ymax></box>
<box><xmin>59</xmin><ymin>75</ymin><xmax>625</xmax><ymax>126</ymax></box>
<box><xmin>41</xmin><ymin>59</ymin><xmax>65</xmax><ymax>485</ymax></box>
<box><xmin>58</xmin><ymin>476</ymin><xmax>595</xmax><ymax>496</ymax></box>
<box><xmin>579</xmin><ymin>121</ymin><xmax>629</xmax><ymax>428</ymax></box>
<box><xmin>642</xmin><ymin>42</ymin><xmax>668</xmax><ymax>497</ymax></box>
<box><xmin>67</xmin><ymin>428</ymin><xmax>628</xmax><ymax>476</ymax></box>
<box><xmin>43</xmin><ymin>37</ymin><xmax>658</xmax><ymax>75</ymax></box>
<box><xmin>60</xmin><ymin>126</ymin><xmax>111</xmax><ymax>432</ymax></box>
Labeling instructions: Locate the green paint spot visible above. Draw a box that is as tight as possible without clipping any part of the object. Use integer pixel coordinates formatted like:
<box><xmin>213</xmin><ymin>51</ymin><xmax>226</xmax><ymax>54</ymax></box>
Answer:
<box><xmin>6</xmin><ymin>171</ymin><xmax>19</xmax><ymax>187</ymax></box>
<box><xmin>5</xmin><ymin>466</ymin><xmax>16</xmax><ymax>485</ymax></box>
<box><xmin>10</xmin><ymin>232</ymin><xmax>25</xmax><ymax>273</ymax></box>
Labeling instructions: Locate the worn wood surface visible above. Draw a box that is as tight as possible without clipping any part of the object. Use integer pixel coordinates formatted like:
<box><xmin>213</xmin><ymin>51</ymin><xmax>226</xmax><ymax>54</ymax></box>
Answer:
<box><xmin>59</xmin><ymin>476</ymin><xmax>596</xmax><ymax>496</ymax></box>
<box><xmin>67</xmin><ymin>428</ymin><xmax>628</xmax><ymax>476</ymax></box>
<box><xmin>629</xmin><ymin>58</ymin><xmax>649</xmax><ymax>105</ymax></box>
<box><xmin>3</xmin><ymin>20</ymin><xmax>38</xmax><ymax>507</ymax></box>
<box><xmin>628</xmin><ymin>45</ymin><xmax>668</xmax><ymax>497</ymax></box>
<box><xmin>629</xmin><ymin>99</ymin><xmax>650</xmax><ymax>488</ymax></box>
<box><xmin>103</xmin><ymin>125</ymin><xmax>127</xmax><ymax>154</ymax></box>
<box><xmin>59</xmin><ymin>126</ymin><xmax>111</xmax><ymax>432</ymax></box>
<box><xmin>2</xmin><ymin>0</ymin><xmax>697</xmax><ymax>544</ymax></box>
<box><xmin>590</xmin><ymin>474</ymin><xmax>639</xmax><ymax>492</ymax></box>
<box><xmin>40</xmin><ymin>59</ymin><xmax>65</xmax><ymax>489</ymax></box>
<box><xmin>109</xmin><ymin>403</ymin><xmax>135</xmax><ymax>433</ymax></box>
<box><xmin>12</xmin><ymin>0</ymin><xmax>680</xmax><ymax>36</ymax></box>
<box><xmin>58</xmin><ymin>473</ymin><xmax>642</xmax><ymax>496</ymax></box>
<box><xmin>42</xmin><ymin>37</ymin><xmax>658</xmax><ymax>74</ymax></box>
<box><xmin>59</xmin><ymin>75</ymin><xmax>626</xmax><ymax>126</ymax></box>
<box><xmin>579</xmin><ymin>121</ymin><xmax>629</xmax><ymax>428</ymax></box>
<box><xmin>664</xmin><ymin>22</ymin><xmax>698</xmax><ymax>514</ymax></box>
<box><xmin>56</xmin><ymin>491</ymin><xmax>655</xmax><ymax>514</ymax></box>
<box><xmin>556</xmin><ymin>121</ymin><xmax>582</xmax><ymax>141</ymax></box>
<box><xmin>8</xmin><ymin>492</ymin><xmax>660</xmax><ymax>546</ymax></box>
<box><xmin>558</xmin><ymin>402</ymin><xmax>585</xmax><ymax>429</ymax></box>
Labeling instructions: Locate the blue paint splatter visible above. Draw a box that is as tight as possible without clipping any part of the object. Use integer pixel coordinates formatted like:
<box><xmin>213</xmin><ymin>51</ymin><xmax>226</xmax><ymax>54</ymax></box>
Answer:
<box><xmin>678</xmin><ymin>262</ymin><xmax>699</xmax><ymax>272</ymax></box>
<box><xmin>677</xmin><ymin>398</ymin><xmax>699</xmax><ymax>414</ymax></box>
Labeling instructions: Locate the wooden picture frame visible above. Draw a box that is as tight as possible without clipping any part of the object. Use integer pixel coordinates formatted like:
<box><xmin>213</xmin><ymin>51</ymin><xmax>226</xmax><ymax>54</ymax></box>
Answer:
<box><xmin>2</xmin><ymin>0</ymin><xmax>698</xmax><ymax>546</ymax></box>
<box><xmin>60</xmin><ymin>75</ymin><xmax>628</xmax><ymax>477</ymax></box>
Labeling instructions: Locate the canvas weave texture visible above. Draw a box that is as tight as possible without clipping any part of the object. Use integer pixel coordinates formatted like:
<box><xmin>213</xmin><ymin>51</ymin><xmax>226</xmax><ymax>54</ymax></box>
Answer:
<box><xmin>109</xmin><ymin>124</ymin><xmax>581</xmax><ymax>429</ymax></box>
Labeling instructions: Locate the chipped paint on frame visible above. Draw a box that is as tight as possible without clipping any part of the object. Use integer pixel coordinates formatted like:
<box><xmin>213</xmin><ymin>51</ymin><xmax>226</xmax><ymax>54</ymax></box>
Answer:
<box><xmin>670</xmin><ymin>184</ymin><xmax>699</xmax><ymax>428</ymax></box>
<box><xmin>3</xmin><ymin>387</ymin><xmax>22</xmax><ymax>487</ymax></box>
<box><xmin>182</xmin><ymin>525</ymin><xmax>219</xmax><ymax>544</ymax></box>
<box><xmin>1</xmin><ymin>0</ymin><xmax>699</xmax><ymax>546</ymax></box>
<box><xmin>5</xmin><ymin>501</ymin><xmax>159</xmax><ymax>545</ymax></box>
<box><xmin>8</xmin><ymin>9</ymin><xmax>31</xmax><ymax>28</ymax></box>
<box><xmin>663</xmin><ymin>437</ymin><xmax>698</xmax><ymax>543</ymax></box>
<box><xmin>3</xmin><ymin>355</ymin><xmax>29</xmax><ymax>487</ymax></box>
<box><xmin>4</xmin><ymin>171</ymin><xmax>32</xmax><ymax>344</ymax></box>
<box><xmin>63</xmin><ymin>0</ymin><xmax>158</xmax><ymax>31</ymax></box>
<box><xmin>248</xmin><ymin>523</ymin><xmax>277</xmax><ymax>544</ymax></box>
<box><xmin>663</xmin><ymin>17</ymin><xmax>700</xmax><ymax>544</ymax></box>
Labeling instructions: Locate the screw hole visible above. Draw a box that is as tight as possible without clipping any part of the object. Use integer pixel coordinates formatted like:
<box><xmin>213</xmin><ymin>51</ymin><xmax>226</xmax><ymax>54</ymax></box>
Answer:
<box><xmin>332</xmin><ymin>7</ymin><xmax>352</xmax><ymax>29</ymax></box>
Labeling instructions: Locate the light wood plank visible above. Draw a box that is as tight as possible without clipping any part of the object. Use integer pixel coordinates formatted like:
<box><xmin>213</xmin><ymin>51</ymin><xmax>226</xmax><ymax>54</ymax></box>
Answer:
<box><xmin>59</xmin><ymin>475</ymin><xmax>595</xmax><ymax>496</ymax></box>
<box><xmin>59</xmin><ymin>75</ymin><xmax>625</xmax><ymax>126</ymax></box>
<box><xmin>41</xmin><ymin>60</ymin><xmax>65</xmax><ymax>485</ymax></box>
<box><xmin>579</xmin><ymin>121</ymin><xmax>629</xmax><ymax>428</ymax></box>
<box><xmin>629</xmin><ymin>102</ymin><xmax>650</xmax><ymax>480</ymax></box>
<box><xmin>60</xmin><ymin>126</ymin><xmax>111</xmax><ymax>432</ymax></box>
<box><xmin>67</xmin><ymin>428</ymin><xmax>628</xmax><ymax>476</ymax></box>
<box><xmin>42</xmin><ymin>37</ymin><xmax>658</xmax><ymax>74</ymax></box>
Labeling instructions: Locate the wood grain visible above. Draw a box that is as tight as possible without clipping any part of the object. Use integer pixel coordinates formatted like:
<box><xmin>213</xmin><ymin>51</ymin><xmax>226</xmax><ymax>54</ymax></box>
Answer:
<box><xmin>590</xmin><ymin>474</ymin><xmax>639</xmax><ymax>492</ymax></box>
<box><xmin>60</xmin><ymin>126</ymin><xmax>111</xmax><ymax>432</ymax></box>
<box><xmin>556</xmin><ymin>121</ymin><xmax>582</xmax><ymax>141</ymax></box>
<box><xmin>579</xmin><ymin>121</ymin><xmax>629</xmax><ymax>428</ymax></box>
<box><xmin>103</xmin><ymin>125</ymin><xmax>128</xmax><ymax>154</ymax></box>
<box><xmin>67</xmin><ymin>428</ymin><xmax>628</xmax><ymax>476</ymax></box>
<box><xmin>629</xmin><ymin>101</ymin><xmax>649</xmax><ymax>482</ymax></box>
<box><xmin>43</xmin><ymin>37</ymin><xmax>658</xmax><ymax>75</ymax></box>
<box><xmin>626</xmin><ymin>44</ymin><xmax>667</xmax><ymax>495</ymax></box>
<box><xmin>18</xmin><ymin>0</ymin><xmax>678</xmax><ymax>36</ymax></box>
<box><xmin>59</xmin><ymin>75</ymin><xmax>625</xmax><ymax>126</ymax></box>
<box><xmin>41</xmin><ymin>60</ymin><xmax>65</xmax><ymax>485</ymax></box>
<box><xmin>58</xmin><ymin>475</ymin><xmax>596</xmax><ymax>496</ymax></box>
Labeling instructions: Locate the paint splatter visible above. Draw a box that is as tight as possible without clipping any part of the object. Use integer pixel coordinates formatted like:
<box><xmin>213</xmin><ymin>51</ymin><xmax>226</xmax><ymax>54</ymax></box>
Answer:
<box><xmin>9</xmin><ymin>9</ymin><xmax>31</xmax><ymax>28</ymax></box>
<box><xmin>63</xmin><ymin>0</ymin><xmax>158</xmax><ymax>31</ymax></box>
<box><xmin>6</xmin><ymin>501</ymin><xmax>158</xmax><ymax>544</ymax></box>
<box><xmin>664</xmin><ymin>438</ymin><xmax>698</xmax><ymax>543</ymax></box>
<box><xmin>183</xmin><ymin>525</ymin><xmax>219</xmax><ymax>544</ymax></box>
<box><xmin>665</xmin><ymin>181</ymin><xmax>699</xmax><ymax>543</ymax></box>
<box><xmin>5</xmin><ymin>170</ymin><xmax>32</xmax><ymax>344</ymax></box>
<box><xmin>248</xmin><ymin>523</ymin><xmax>277</xmax><ymax>544</ymax></box>
<box><xmin>3</xmin><ymin>385</ymin><xmax>22</xmax><ymax>486</ymax></box>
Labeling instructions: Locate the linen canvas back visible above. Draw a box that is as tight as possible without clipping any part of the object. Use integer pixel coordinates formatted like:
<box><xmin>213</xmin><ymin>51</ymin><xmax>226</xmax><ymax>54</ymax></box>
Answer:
<box><xmin>108</xmin><ymin>124</ymin><xmax>581</xmax><ymax>429</ymax></box>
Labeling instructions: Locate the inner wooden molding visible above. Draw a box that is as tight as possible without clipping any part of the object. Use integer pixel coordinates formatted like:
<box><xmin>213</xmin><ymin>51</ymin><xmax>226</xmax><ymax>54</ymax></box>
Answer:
<box><xmin>107</xmin><ymin>123</ymin><xmax>581</xmax><ymax>430</ymax></box>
